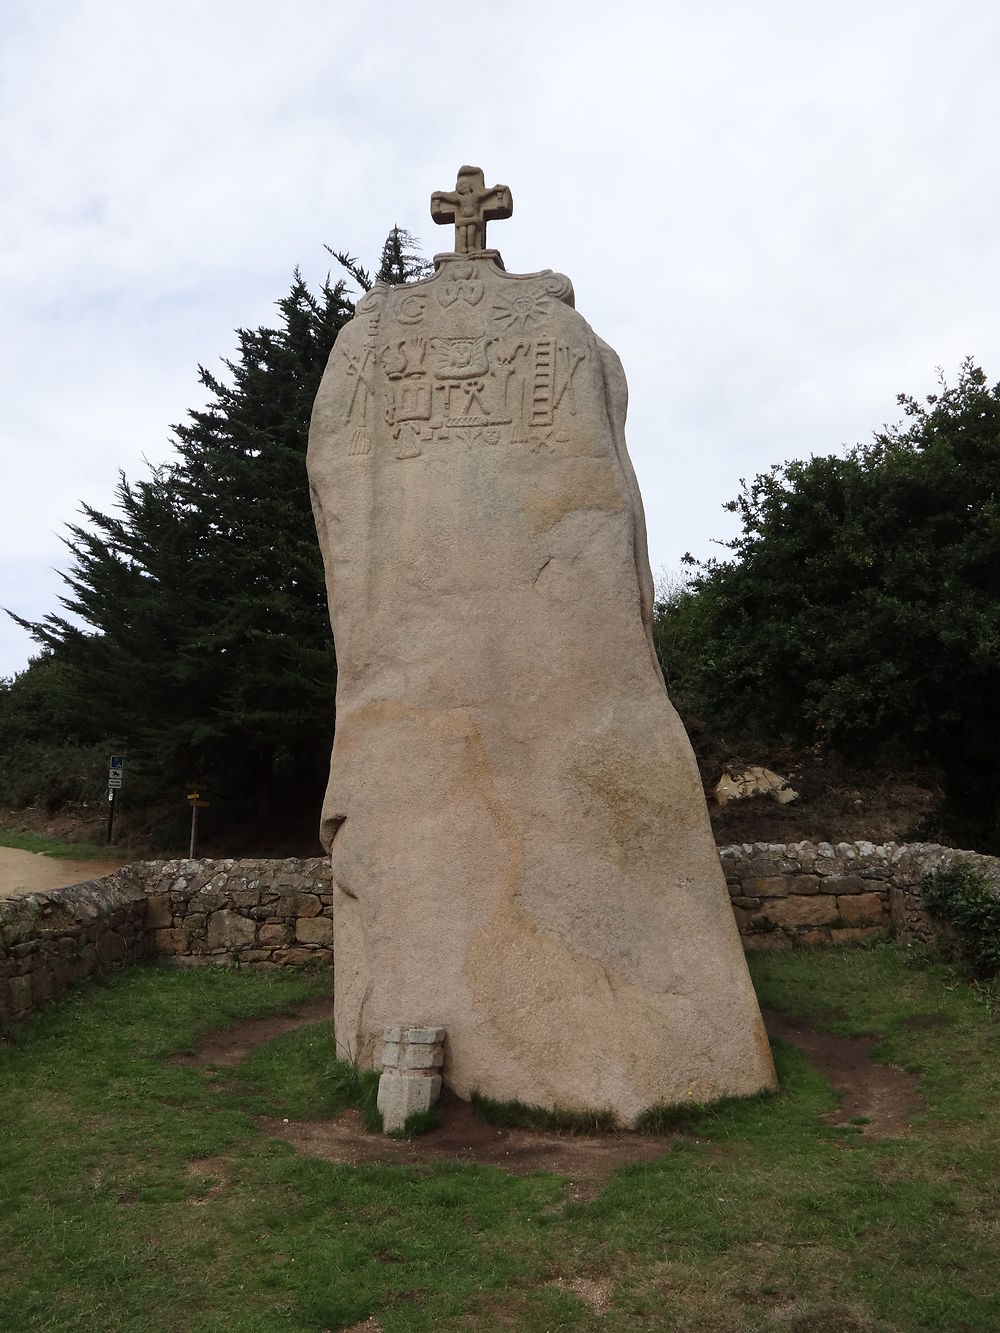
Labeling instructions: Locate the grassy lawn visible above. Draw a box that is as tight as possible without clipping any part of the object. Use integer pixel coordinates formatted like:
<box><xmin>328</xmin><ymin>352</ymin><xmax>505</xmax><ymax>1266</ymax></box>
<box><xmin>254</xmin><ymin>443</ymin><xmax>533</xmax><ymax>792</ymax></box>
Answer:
<box><xmin>0</xmin><ymin>828</ymin><xmax>130</xmax><ymax>861</ymax></box>
<box><xmin>0</xmin><ymin>947</ymin><xmax>997</xmax><ymax>1331</ymax></box>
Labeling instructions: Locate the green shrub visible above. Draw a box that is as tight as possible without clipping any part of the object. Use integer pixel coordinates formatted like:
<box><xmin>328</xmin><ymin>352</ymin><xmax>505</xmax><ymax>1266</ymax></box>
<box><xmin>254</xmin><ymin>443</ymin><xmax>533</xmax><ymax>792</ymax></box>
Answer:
<box><xmin>921</xmin><ymin>862</ymin><xmax>1000</xmax><ymax>977</ymax></box>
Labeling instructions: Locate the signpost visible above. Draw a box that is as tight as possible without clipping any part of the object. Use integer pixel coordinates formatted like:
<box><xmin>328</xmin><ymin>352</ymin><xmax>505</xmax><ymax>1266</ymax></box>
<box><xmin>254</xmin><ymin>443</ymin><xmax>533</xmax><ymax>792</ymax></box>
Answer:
<box><xmin>107</xmin><ymin>755</ymin><xmax>125</xmax><ymax>845</ymax></box>
<box><xmin>186</xmin><ymin>788</ymin><xmax>210</xmax><ymax>858</ymax></box>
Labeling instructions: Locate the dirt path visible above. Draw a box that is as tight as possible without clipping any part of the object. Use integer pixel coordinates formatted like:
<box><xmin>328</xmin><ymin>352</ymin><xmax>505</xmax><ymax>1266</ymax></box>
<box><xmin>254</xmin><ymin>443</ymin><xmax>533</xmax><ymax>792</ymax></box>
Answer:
<box><xmin>0</xmin><ymin>846</ymin><xmax>123</xmax><ymax>900</ymax></box>
<box><xmin>170</xmin><ymin>996</ymin><xmax>924</xmax><ymax>1195</ymax></box>
<box><xmin>762</xmin><ymin>1006</ymin><xmax>922</xmax><ymax>1136</ymax></box>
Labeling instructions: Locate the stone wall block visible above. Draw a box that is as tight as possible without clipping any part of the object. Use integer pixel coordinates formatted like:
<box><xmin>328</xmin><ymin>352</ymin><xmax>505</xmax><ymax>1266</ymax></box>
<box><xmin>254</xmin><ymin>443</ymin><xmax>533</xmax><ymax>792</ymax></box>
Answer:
<box><xmin>757</xmin><ymin>897</ymin><xmax>840</xmax><ymax>928</ymax></box>
<box><xmin>820</xmin><ymin>874</ymin><xmax>867</xmax><ymax>895</ymax></box>
<box><xmin>229</xmin><ymin>885</ymin><xmax>261</xmax><ymax>909</ymax></box>
<box><xmin>145</xmin><ymin>894</ymin><xmax>173</xmax><ymax>930</ymax></box>
<box><xmin>797</xmin><ymin>929</ymin><xmax>831</xmax><ymax>948</ymax></box>
<box><xmin>746</xmin><ymin>876</ymin><xmax>791</xmax><ymax>899</ymax></box>
<box><xmin>788</xmin><ymin>874</ymin><xmax>822</xmax><ymax>896</ymax></box>
<box><xmin>295</xmin><ymin>917</ymin><xmax>334</xmax><ymax>946</ymax></box>
<box><xmin>402</xmin><ymin>1044</ymin><xmax>444</xmax><ymax>1069</ymax></box>
<box><xmin>272</xmin><ymin>947</ymin><xmax>326</xmax><ymax>966</ymax></box>
<box><xmin>96</xmin><ymin>932</ymin><xmax>126</xmax><ymax>965</ymax></box>
<box><xmin>206</xmin><ymin>911</ymin><xmax>257</xmax><ymax>951</ymax></box>
<box><xmin>279</xmin><ymin>892</ymin><xmax>322</xmax><ymax>919</ymax></box>
<box><xmin>836</xmin><ymin>893</ymin><xmax>886</xmax><ymax>927</ymax></box>
<box><xmin>151</xmin><ymin>927</ymin><xmax>189</xmax><ymax>955</ymax></box>
<box><xmin>258</xmin><ymin>923</ymin><xmax>292</xmax><ymax>946</ymax></box>
<box><xmin>190</xmin><ymin>889</ymin><xmax>227</xmax><ymax>914</ymax></box>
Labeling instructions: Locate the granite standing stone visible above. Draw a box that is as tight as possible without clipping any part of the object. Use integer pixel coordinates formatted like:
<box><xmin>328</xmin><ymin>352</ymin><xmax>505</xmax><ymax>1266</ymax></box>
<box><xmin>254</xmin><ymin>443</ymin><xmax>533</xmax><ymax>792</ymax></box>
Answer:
<box><xmin>306</xmin><ymin>168</ymin><xmax>777</xmax><ymax>1121</ymax></box>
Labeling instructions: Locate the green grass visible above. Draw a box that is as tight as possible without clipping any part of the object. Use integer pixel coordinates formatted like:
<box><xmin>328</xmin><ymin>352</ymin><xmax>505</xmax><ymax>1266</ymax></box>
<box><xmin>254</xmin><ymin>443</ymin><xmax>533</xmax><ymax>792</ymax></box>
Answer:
<box><xmin>0</xmin><ymin>945</ymin><xmax>997</xmax><ymax>1330</ymax></box>
<box><xmin>0</xmin><ymin>827</ymin><xmax>130</xmax><ymax>861</ymax></box>
<box><xmin>470</xmin><ymin>1091</ymin><xmax>619</xmax><ymax>1135</ymax></box>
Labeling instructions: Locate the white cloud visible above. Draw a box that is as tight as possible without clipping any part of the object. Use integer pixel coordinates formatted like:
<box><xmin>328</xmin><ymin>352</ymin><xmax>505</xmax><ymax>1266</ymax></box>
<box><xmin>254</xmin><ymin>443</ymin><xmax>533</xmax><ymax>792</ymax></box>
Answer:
<box><xmin>2</xmin><ymin>0</ymin><xmax>999</xmax><ymax>675</ymax></box>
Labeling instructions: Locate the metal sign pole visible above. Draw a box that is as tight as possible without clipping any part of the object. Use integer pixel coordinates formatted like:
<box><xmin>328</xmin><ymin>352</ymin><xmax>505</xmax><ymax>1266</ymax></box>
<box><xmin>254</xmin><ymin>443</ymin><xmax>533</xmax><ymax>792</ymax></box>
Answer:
<box><xmin>106</xmin><ymin>754</ymin><xmax>125</xmax><ymax>845</ymax></box>
<box><xmin>189</xmin><ymin>803</ymin><xmax>199</xmax><ymax>859</ymax></box>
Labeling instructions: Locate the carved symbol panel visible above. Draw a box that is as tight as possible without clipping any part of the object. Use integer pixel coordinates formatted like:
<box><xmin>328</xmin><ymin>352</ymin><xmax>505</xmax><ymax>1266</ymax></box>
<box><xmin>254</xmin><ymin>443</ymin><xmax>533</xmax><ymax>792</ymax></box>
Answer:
<box><xmin>338</xmin><ymin>270</ymin><xmax>588</xmax><ymax>463</ymax></box>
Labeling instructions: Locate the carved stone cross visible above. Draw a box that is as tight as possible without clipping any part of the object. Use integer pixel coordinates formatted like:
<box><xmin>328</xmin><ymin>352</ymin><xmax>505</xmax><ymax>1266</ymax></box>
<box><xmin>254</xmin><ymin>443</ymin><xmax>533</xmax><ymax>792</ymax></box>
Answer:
<box><xmin>431</xmin><ymin>165</ymin><xmax>513</xmax><ymax>254</ymax></box>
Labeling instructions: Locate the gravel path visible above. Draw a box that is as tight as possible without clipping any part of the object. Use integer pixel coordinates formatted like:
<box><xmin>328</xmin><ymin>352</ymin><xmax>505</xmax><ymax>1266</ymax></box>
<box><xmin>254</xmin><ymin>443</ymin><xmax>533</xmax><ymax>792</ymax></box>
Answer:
<box><xmin>0</xmin><ymin>846</ymin><xmax>123</xmax><ymax>900</ymax></box>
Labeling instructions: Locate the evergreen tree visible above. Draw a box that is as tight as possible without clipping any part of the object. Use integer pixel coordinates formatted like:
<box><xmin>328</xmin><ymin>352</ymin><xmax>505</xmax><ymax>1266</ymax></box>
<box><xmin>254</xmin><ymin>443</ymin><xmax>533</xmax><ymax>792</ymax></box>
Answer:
<box><xmin>327</xmin><ymin>224</ymin><xmax>431</xmax><ymax>293</ymax></box>
<box><xmin>9</xmin><ymin>268</ymin><xmax>357</xmax><ymax>818</ymax></box>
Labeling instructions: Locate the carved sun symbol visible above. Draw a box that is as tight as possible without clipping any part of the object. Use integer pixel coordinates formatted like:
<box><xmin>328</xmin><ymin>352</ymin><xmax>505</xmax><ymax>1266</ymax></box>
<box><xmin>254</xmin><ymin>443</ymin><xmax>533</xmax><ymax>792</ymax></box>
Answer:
<box><xmin>491</xmin><ymin>292</ymin><xmax>549</xmax><ymax>331</ymax></box>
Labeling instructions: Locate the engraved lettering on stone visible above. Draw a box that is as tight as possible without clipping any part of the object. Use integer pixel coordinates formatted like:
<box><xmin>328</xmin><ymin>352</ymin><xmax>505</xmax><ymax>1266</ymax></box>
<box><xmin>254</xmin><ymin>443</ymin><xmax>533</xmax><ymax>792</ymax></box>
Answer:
<box><xmin>431</xmin><ymin>165</ymin><xmax>513</xmax><ymax>254</ymax></box>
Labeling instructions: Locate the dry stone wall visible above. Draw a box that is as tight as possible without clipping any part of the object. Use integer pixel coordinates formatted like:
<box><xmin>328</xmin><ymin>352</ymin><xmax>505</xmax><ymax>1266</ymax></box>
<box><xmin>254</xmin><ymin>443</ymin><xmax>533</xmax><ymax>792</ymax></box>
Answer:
<box><xmin>3</xmin><ymin>843</ymin><xmax>997</xmax><ymax>1029</ymax></box>
<box><xmin>720</xmin><ymin>840</ymin><xmax>1000</xmax><ymax>951</ymax></box>
<box><xmin>0</xmin><ymin>857</ymin><xmax>332</xmax><ymax>1030</ymax></box>
<box><xmin>136</xmin><ymin>857</ymin><xmax>333</xmax><ymax>966</ymax></box>
<box><xmin>0</xmin><ymin>874</ymin><xmax>149</xmax><ymax>1026</ymax></box>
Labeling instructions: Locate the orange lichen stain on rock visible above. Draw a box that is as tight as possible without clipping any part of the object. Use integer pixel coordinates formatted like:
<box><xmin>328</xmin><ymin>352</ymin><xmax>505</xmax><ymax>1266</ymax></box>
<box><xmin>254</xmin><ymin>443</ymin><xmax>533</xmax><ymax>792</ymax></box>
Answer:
<box><xmin>517</xmin><ymin>459</ymin><xmax>627</xmax><ymax>533</ymax></box>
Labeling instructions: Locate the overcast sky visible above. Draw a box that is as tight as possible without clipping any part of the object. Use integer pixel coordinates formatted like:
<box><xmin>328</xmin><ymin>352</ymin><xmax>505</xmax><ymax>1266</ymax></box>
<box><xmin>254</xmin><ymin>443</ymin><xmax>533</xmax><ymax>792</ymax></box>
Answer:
<box><xmin>2</xmin><ymin>0</ymin><xmax>998</xmax><ymax>680</ymax></box>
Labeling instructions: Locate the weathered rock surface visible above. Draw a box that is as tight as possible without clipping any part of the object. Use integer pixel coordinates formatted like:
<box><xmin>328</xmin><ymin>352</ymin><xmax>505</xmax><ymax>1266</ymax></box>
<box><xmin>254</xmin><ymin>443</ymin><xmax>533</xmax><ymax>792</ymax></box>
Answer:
<box><xmin>715</xmin><ymin>766</ymin><xmax>798</xmax><ymax>806</ymax></box>
<box><xmin>307</xmin><ymin>246</ymin><xmax>776</xmax><ymax>1121</ymax></box>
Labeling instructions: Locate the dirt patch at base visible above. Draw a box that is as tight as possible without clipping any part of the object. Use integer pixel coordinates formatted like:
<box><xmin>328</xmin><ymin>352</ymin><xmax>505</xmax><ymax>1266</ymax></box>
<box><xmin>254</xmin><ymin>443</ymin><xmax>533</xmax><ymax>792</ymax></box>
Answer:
<box><xmin>0</xmin><ymin>846</ymin><xmax>124</xmax><ymax>900</ymax></box>
<box><xmin>170</xmin><ymin>996</ymin><xmax>923</xmax><ymax>1192</ymax></box>
<box><xmin>762</xmin><ymin>1007</ymin><xmax>922</xmax><ymax>1135</ymax></box>
<box><xmin>259</xmin><ymin>1092</ymin><xmax>673</xmax><ymax>1200</ymax></box>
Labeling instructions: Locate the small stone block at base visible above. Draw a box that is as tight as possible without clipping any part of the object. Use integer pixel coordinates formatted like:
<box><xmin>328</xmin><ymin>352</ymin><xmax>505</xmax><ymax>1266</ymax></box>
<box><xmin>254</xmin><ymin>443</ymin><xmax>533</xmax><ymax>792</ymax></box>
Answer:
<box><xmin>377</xmin><ymin>1071</ymin><xmax>443</xmax><ymax>1133</ymax></box>
<box><xmin>380</xmin><ymin>1041</ymin><xmax>400</xmax><ymax>1068</ymax></box>
<box><xmin>405</xmin><ymin>1026</ymin><xmax>446</xmax><ymax>1044</ymax></box>
<box><xmin>402</xmin><ymin>1044</ymin><xmax>444</xmax><ymax>1069</ymax></box>
<box><xmin>374</xmin><ymin>1025</ymin><xmax>446</xmax><ymax>1132</ymax></box>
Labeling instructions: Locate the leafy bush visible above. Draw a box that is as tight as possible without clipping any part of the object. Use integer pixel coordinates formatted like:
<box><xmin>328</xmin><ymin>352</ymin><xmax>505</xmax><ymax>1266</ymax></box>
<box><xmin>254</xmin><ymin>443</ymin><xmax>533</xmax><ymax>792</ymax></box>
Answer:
<box><xmin>921</xmin><ymin>862</ymin><xmax>1000</xmax><ymax>977</ymax></box>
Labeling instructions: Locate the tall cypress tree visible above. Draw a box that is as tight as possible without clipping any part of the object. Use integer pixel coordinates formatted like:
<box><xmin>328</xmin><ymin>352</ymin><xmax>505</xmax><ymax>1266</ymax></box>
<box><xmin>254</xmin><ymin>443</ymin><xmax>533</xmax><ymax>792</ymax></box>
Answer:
<box><xmin>10</xmin><ymin>269</ymin><xmax>355</xmax><ymax>817</ymax></box>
